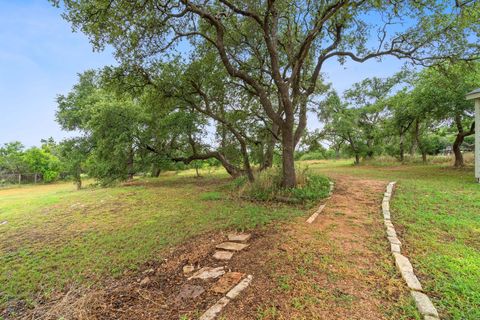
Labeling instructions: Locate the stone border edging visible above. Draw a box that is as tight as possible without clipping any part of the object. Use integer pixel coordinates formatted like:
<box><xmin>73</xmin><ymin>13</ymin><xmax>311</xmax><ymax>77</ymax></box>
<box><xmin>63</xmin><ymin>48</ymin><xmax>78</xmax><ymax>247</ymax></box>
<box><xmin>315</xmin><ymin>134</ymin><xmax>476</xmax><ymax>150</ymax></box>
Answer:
<box><xmin>306</xmin><ymin>180</ymin><xmax>334</xmax><ymax>224</ymax></box>
<box><xmin>383</xmin><ymin>182</ymin><xmax>440</xmax><ymax>320</ymax></box>
<box><xmin>198</xmin><ymin>275</ymin><xmax>253</xmax><ymax>320</ymax></box>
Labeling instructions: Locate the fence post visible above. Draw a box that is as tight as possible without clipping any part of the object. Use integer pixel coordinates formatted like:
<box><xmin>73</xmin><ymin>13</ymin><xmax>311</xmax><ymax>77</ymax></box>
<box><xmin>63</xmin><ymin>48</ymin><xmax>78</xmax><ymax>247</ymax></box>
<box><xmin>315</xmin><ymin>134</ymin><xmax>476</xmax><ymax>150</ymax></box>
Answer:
<box><xmin>18</xmin><ymin>174</ymin><xmax>21</xmax><ymax>184</ymax></box>
<box><xmin>34</xmin><ymin>173</ymin><xmax>37</xmax><ymax>184</ymax></box>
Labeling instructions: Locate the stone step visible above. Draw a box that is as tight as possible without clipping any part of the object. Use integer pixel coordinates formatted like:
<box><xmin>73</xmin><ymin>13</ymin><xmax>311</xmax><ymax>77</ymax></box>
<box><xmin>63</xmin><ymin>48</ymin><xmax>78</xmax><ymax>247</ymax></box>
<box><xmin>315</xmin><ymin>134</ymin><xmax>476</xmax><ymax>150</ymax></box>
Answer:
<box><xmin>227</xmin><ymin>233</ymin><xmax>252</xmax><ymax>242</ymax></box>
<box><xmin>188</xmin><ymin>266</ymin><xmax>225</xmax><ymax>280</ymax></box>
<box><xmin>211</xmin><ymin>272</ymin><xmax>245</xmax><ymax>294</ymax></box>
<box><xmin>216</xmin><ymin>242</ymin><xmax>249</xmax><ymax>251</ymax></box>
<box><xmin>213</xmin><ymin>250</ymin><xmax>234</xmax><ymax>261</ymax></box>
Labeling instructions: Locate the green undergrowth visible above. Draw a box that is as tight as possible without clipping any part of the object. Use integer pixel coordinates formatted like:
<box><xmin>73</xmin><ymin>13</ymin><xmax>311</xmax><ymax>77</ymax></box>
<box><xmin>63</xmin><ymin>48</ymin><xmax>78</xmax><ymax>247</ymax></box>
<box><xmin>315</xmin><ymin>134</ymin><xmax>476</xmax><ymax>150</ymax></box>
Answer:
<box><xmin>233</xmin><ymin>166</ymin><xmax>330</xmax><ymax>205</ymax></box>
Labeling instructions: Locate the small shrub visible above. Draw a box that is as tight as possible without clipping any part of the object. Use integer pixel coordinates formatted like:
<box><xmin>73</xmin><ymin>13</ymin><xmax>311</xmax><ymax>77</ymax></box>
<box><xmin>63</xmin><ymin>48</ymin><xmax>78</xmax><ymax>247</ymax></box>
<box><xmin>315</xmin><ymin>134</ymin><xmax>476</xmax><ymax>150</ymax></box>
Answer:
<box><xmin>299</xmin><ymin>151</ymin><xmax>325</xmax><ymax>161</ymax></box>
<box><xmin>235</xmin><ymin>166</ymin><xmax>330</xmax><ymax>204</ymax></box>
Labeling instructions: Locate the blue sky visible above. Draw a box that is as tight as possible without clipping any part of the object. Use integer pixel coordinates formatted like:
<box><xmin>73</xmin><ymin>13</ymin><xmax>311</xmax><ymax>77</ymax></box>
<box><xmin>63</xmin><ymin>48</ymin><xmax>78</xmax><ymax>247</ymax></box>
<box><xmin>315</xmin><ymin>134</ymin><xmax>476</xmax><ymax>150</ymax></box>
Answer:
<box><xmin>0</xmin><ymin>0</ymin><xmax>404</xmax><ymax>147</ymax></box>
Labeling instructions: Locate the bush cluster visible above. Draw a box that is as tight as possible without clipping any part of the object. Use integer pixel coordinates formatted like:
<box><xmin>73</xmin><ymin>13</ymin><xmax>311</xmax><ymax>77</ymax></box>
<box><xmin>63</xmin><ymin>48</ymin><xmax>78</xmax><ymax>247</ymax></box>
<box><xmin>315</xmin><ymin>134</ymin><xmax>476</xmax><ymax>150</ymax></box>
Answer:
<box><xmin>233</xmin><ymin>166</ymin><xmax>330</xmax><ymax>204</ymax></box>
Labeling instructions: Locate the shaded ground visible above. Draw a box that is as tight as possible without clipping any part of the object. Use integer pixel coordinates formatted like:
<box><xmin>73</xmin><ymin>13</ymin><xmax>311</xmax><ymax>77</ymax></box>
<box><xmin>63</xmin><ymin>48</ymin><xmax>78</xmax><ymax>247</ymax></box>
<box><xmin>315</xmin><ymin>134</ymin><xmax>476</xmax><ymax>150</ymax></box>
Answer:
<box><xmin>14</xmin><ymin>175</ymin><xmax>418</xmax><ymax>320</ymax></box>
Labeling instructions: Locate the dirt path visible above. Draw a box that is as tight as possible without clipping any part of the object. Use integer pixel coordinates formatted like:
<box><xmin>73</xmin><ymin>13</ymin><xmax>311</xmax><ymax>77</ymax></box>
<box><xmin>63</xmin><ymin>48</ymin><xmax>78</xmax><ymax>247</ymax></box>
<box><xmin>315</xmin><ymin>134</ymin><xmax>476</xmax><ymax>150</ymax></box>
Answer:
<box><xmin>222</xmin><ymin>174</ymin><xmax>414</xmax><ymax>319</ymax></box>
<box><xmin>20</xmin><ymin>175</ymin><xmax>415</xmax><ymax>320</ymax></box>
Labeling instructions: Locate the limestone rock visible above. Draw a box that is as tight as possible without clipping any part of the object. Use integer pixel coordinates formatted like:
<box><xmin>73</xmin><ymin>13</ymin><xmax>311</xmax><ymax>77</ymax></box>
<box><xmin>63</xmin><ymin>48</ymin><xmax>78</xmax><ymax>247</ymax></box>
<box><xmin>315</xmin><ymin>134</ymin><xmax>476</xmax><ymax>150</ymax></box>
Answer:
<box><xmin>213</xmin><ymin>250</ymin><xmax>234</xmax><ymax>261</ymax></box>
<box><xmin>386</xmin><ymin>226</ymin><xmax>397</xmax><ymax>238</ymax></box>
<box><xmin>188</xmin><ymin>266</ymin><xmax>225</xmax><ymax>280</ymax></box>
<box><xmin>183</xmin><ymin>265</ymin><xmax>195</xmax><ymax>274</ymax></box>
<box><xmin>211</xmin><ymin>272</ymin><xmax>244</xmax><ymax>294</ymax></box>
<box><xmin>198</xmin><ymin>297</ymin><xmax>230</xmax><ymax>320</ymax></box>
<box><xmin>411</xmin><ymin>291</ymin><xmax>439</xmax><ymax>317</ymax></box>
<box><xmin>400</xmin><ymin>270</ymin><xmax>423</xmax><ymax>291</ymax></box>
<box><xmin>390</xmin><ymin>243</ymin><xmax>401</xmax><ymax>253</ymax></box>
<box><xmin>227</xmin><ymin>233</ymin><xmax>252</xmax><ymax>242</ymax></box>
<box><xmin>388</xmin><ymin>236</ymin><xmax>401</xmax><ymax>246</ymax></box>
<box><xmin>226</xmin><ymin>274</ymin><xmax>253</xmax><ymax>299</ymax></box>
<box><xmin>394</xmin><ymin>253</ymin><xmax>413</xmax><ymax>273</ymax></box>
<box><xmin>216</xmin><ymin>242</ymin><xmax>249</xmax><ymax>251</ymax></box>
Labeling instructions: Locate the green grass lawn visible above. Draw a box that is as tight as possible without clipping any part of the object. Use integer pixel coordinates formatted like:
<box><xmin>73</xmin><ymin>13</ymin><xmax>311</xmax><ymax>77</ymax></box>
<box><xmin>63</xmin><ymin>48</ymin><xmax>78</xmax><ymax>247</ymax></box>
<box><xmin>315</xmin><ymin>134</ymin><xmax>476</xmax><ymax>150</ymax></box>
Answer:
<box><xmin>2</xmin><ymin>162</ymin><xmax>478</xmax><ymax>319</ymax></box>
<box><xmin>308</xmin><ymin>159</ymin><xmax>480</xmax><ymax>320</ymax></box>
<box><xmin>0</xmin><ymin>169</ymin><xmax>303</xmax><ymax>311</ymax></box>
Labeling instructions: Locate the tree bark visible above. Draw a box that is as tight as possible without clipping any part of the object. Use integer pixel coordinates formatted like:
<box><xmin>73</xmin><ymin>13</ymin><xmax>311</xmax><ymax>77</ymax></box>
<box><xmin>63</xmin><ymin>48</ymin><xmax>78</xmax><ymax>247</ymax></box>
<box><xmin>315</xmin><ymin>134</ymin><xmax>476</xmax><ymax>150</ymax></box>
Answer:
<box><xmin>453</xmin><ymin>117</ymin><xmax>475</xmax><ymax>167</ymax></box>
<box><xmin>354</xmin><ymin>153</ymin><xmax>360</xmax><ymax>165</ymax></box>
<box><xmin>399</xmin><ymin>132</ymin><xmax>405</xmax><ymax>162</ymax></box>
<box><xmin>127</xmin><ymin>146</ymin><xmax>134</xmax><ymax>180</ymax></box>
<box><xmin>410</xmin><ymin>119</ymin><xmax>420</xmax><ymax>157</ymax></box>
<box><xmin>453</xmin><ymin>132</ymin><xmax>466</xmax><ymax>167</ymax></box>
<box><xmin>280</xmin><ymin>126</ymin><xmax>296</xmax><ymax>188</ymax></box>
<box><xmin>260</xmin><ymin>126</ymin><xmax>278</xmax><ymax>171</ymax></box>
<box><xmin>421</xmin><ymin>150</ymin><xmax>427</xmax><ymax>163</ymax></box>
<box><xmin>152</xmin><ymin>166</ymin><xmax>161</xmax><ymax>177</ymax></box>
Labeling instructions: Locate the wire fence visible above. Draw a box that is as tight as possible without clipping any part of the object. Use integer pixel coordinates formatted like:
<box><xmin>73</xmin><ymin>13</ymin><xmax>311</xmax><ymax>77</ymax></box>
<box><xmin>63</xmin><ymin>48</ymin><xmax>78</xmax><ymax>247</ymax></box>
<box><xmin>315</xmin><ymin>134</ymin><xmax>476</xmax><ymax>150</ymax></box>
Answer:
<box><xmin>0</xmin><ymin>173</ymin><xmax>42</xmax><ymax>186</ymax></box>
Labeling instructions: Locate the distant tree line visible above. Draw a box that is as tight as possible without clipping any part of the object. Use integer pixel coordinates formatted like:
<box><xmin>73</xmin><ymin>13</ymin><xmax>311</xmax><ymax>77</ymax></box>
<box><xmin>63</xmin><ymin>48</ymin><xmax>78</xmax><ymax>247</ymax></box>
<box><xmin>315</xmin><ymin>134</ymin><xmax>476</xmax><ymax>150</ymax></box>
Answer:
<box><xmin>310</xmin><ymin>61</ymin><xmax>479</xmax><ymax>166</ymax></box>
<box><xmin>0</xmin><ymin>139</ymin><xmax>61</xmax><ymax>183</ymax></box>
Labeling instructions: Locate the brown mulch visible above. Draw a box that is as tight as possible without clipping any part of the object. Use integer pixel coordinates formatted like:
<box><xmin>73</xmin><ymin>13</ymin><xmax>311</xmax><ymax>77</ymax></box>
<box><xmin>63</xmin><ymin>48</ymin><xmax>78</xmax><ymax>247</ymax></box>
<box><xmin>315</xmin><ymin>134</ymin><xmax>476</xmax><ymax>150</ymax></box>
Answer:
<box><xmin>13</xmin><ymin>175</ymin><xmax>413</xmax><ymax>320</ymax></box>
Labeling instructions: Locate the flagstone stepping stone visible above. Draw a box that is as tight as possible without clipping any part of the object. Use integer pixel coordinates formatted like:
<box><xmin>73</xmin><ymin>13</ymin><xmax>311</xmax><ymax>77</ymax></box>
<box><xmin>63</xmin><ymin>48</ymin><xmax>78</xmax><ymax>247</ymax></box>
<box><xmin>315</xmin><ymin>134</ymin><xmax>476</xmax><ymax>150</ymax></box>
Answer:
<box><xmin>176</xmin><ymin>284</ymin><xmax>205</xmax><ymax>301</ymax></box>
<box><xmin>226</xmin><ymin>274</ymin><xmax>253</xmax><ymax>299</ymax></box>
<box><xmin>213</xmin><ymin>250</ymin><xmax>234</xmax><ymax>261</ymax></box>
<box><xmin>199</xmin><ymin>297</ymin><xmax>230</xmax><ymax>320</ymax></box>
<box><xmin>188</xmin><ymin>266</ymin><xmax>225</xmax><ymax>280</ymax></box>
<box><xmin>211</xmin><ymin>272</ymin><xmax>245</xmax><ymax>294</ymax></box>
<box><xmin>227</xmin><ymin>233</ymin><xmax>251</xmax><ymax>242</ymax></box>
<box><xmin>216</xmin><ymin>242</ymin><xmax>249</xmax><ymax>251</ymax></box>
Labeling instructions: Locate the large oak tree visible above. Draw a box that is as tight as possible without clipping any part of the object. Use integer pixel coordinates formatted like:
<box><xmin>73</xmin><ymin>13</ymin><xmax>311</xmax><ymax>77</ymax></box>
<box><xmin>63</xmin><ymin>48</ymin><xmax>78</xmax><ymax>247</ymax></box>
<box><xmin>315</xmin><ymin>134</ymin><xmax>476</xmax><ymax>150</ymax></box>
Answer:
<box><xmin>54</xmin><ymin>0</ymin><xmax>479</xmax><ymax>187</ymax></box>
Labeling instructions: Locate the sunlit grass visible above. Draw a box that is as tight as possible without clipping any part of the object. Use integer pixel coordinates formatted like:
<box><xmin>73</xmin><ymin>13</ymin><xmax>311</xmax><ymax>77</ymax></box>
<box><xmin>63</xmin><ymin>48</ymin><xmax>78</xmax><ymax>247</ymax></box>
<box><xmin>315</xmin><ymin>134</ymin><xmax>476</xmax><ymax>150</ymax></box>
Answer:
<box><xmin>0</xmin><ymin>170</ymin><xmax>303</xmax><ymax>309</ymax></box>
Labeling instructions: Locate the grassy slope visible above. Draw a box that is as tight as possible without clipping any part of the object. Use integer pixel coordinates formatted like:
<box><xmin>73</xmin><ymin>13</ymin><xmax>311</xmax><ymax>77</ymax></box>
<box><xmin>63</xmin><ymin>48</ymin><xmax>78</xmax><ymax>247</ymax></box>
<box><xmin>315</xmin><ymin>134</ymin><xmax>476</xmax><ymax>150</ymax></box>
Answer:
<box><xmin>0</xmin><ymin>170</ymin><xmax>303</xmax><ymax>309</ymax></box>
<box><xmin>308</xmin><ymin>160</ymin><xmax>480</xmax><ymax>320</ymax></box>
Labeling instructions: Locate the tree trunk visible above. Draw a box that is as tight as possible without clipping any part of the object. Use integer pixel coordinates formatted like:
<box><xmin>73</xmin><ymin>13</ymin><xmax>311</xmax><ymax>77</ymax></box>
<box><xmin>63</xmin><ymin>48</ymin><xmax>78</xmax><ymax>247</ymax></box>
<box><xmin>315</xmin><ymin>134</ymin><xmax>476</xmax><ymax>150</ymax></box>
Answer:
<box><xmin>152</xmin><ymin>166</ymin><xmax>161</xmax><ymax>177</ymax></box>
<box><xmin>452</xmin><ymin>116</ymin><xmax>475</xmax><ymax>168</ymax></box>
<box><xmin>453</xmin><ymin>133</ymin><xmax>465</xmax><ymax>167</ymax></box>
<box><xmin>76</xmin><ymin>179</ymin><xmax>82</xmax><ymax>190</ymax></box>
<box><xmin>399</xmin><ymin>132</ymin><xmax>405</xmax><ymax>162</ymax></box>
<box><xmin>354</xmin><ymin>153</ymin><xmax>360</xmax><ymax>165</ymax></box>
<box><xmin>127</xmin><ymin>146</ymin><xmax>134</xmax><ymax>180</ymax></box>
<box><xmin>410</xmin><ymin>119</ymin><xmax>420</xmax><ymax>157</ymax></box>
<box><xmin>281</xmin><ymin>127</ymin><xmax>296</xmax><ymax>188</ymax></box>
<box><xmin>260</xmin><ymin>132</ymin><xmax>276</xmax><ymax>171</ymax></box>
<box><xmin>421</xmin><ymin>151</ymin><xmax>427</xmax><ymax>163</ymax></box>
<box><xmin>195</xmin><ymin>165</ymin><xmax>200</xmax><ymax>177</ymax></box>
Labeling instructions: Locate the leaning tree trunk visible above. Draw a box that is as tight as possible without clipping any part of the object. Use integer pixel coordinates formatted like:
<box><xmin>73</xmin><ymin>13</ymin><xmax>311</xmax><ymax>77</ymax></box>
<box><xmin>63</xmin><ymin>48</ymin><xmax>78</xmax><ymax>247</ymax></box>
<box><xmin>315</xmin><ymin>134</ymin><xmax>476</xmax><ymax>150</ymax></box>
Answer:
<box><xmin>453</xmin><ymin>133</ymin><xmax>465</xmax><ymax>167</ymax></box>
<box><xmin>452</xmin><ymin>116</ymin><xmax>475</xmax><ymax>168</ymax></box>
